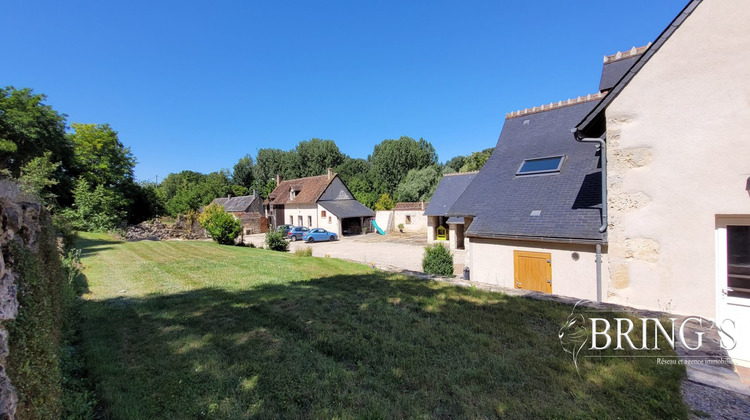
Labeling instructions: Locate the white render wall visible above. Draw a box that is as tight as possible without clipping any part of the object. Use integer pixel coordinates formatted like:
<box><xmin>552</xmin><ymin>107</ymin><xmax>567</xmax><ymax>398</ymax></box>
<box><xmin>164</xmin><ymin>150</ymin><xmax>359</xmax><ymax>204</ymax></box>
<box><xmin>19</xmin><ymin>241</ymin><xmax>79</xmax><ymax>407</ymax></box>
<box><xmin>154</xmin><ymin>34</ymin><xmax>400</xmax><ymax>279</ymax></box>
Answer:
<box><xmin>603</xmin><ymin>0</ymin><xmax>750</xmax><ymax>318</ymax></box>
<box><xmin>392</xmin><ymin>210</ymin><xmax>428</xmax><ymax>233</ymax></box>
<box><xmin>468</xmin><ymin>238</ymin><xmax>606</xmax><ymax>301</ymax></box>
<box><xmin>284</xmin><ymin>204</ymin><xmax>319</xmax><ymax>229</ymax></box>
<box><xmin>317</xmin><ymin>203</ymin><xmax>342</xmax><ymax>236</ymax></box>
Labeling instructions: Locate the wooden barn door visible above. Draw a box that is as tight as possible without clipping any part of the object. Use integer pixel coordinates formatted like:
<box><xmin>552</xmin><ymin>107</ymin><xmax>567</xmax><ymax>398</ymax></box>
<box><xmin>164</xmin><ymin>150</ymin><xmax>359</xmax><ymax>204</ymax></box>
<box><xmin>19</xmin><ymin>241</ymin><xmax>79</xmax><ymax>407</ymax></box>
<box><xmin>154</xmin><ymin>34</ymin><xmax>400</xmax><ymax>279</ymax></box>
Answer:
<box><xmin>513</xmin><ymin>251</ymin><xmax>552</xmax><ymax>293</ymax></box>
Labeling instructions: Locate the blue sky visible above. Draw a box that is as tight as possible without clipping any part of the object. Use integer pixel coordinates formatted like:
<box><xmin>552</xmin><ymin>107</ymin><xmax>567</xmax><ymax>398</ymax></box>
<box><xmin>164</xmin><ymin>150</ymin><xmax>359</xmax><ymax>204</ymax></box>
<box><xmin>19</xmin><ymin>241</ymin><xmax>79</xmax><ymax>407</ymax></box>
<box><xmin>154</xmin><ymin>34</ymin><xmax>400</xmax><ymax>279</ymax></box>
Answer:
<box><xmin>1</xmin><ymin>0</ymin><xmax>687</xmax><ymax>182</ymax></box>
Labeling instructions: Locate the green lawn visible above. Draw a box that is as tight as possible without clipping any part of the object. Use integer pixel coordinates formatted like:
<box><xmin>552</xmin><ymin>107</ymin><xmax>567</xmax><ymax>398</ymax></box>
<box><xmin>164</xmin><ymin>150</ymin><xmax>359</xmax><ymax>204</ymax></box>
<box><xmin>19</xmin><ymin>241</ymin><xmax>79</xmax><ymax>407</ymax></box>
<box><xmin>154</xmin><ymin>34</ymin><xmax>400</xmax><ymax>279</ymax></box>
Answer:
<box><xmin>77</xmin><ymin>233</ymin><xmax>687</xmax><ymax>419</ymax></box>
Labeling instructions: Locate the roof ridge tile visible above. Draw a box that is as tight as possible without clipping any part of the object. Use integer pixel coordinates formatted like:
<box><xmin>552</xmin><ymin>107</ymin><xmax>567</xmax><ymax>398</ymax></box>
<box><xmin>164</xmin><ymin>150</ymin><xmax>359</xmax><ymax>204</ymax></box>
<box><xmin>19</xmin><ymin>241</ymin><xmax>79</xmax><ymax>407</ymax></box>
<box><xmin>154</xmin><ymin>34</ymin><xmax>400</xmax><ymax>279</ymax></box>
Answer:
<box><xmin>506</xmin><ymin>92</ymin><xmax>606</xmax><ymax>119</ymax></box>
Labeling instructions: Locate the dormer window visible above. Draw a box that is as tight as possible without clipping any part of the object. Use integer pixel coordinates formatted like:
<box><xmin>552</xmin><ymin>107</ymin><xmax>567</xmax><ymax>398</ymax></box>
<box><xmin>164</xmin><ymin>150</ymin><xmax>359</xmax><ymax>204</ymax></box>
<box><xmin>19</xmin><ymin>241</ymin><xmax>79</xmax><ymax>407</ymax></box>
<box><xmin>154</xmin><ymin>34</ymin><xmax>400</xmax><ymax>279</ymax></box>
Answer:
<box><xmin>516</xmin><ymin>156</ymin><xmax>565</xmax><ymax>176</ymax></box>
<box><xmin>289</xmin><ymin>189</ymin><xmax>296</xmax><ymax>201</ymax></box>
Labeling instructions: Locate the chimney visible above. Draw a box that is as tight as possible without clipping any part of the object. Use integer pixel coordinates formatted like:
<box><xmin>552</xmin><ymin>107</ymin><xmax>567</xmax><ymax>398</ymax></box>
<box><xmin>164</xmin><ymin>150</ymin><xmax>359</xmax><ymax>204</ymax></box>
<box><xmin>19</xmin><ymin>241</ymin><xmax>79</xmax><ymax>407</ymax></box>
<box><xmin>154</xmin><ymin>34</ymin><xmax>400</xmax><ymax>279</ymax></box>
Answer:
<box><xmin>252</xmin><ymin>189</ymin><xmax>257</xmax><ymax>198</ymax></box>
<box><xmin>227</xmin><ymin>194</ymin><xmax>231</xmax><ymax>199</ymax></box>
<box><xmin>276</xmin><ymin>174</ymin><xmax>281</xmax><ymax>186</ymax></box>
<box><xmin>327</xmin><ymin>167</ymin><xmax>333</xmax><ymax>180</ymax></box>
<box><xmin>421</xmin><ymin>201</ymin><xmax>425</xmax><ymax>210</ymax></box>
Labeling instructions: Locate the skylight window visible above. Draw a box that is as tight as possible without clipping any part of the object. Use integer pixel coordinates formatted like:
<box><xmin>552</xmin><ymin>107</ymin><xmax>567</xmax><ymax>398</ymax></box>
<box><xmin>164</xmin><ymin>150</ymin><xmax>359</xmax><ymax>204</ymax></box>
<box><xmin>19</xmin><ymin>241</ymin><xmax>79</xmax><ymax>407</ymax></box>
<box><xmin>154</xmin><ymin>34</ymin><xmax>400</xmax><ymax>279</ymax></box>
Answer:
<box><xmin>517</xmin><ymin>156</ymin><xmax>564</xmax><ymax>175</ymax></box>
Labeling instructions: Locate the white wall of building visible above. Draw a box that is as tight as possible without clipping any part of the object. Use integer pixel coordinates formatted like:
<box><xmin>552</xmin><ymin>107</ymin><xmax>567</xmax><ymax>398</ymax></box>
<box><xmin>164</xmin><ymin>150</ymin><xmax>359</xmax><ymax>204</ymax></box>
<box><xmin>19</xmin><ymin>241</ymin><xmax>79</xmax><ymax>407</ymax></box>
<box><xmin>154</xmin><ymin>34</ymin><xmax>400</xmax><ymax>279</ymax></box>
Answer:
<box><xmin>604</xmin><ymin>0</ymin><xmax>750</xmax><ymax>318</ymax></box>
<box><xmin>317</xmin><ymin>204</ymin><xmax>342</xmax><ymax>236</ymax></box>
<box><xmin>468</xmin><ymin>238</ymin><xmax>606</xmax><ymax>301</ymax></box>
<box><xmin>392</xmin><ymin>210</ymin><xmax>428</xmax><ymax>233</ymax></box>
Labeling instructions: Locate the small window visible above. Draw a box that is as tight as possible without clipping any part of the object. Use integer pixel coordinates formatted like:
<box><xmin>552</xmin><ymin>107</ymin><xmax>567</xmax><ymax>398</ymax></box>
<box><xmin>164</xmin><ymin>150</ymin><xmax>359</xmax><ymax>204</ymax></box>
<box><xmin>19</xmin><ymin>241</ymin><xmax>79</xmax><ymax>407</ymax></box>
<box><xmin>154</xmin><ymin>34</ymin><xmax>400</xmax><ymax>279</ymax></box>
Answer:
<box><xmin>321</xmin><ymin>210</ymin><xmax>326</xmax><ymax>218</ymax></box>
<box><xmin>328</xmin><ymin>216</ymin><xmax>332</xmax><ymax>223</ymax></box>
<box><xmin>298</xmin><ymin>216</ymin><xmax>303</xmax><ymax>226</ymax></box>
<box><xmin>308</xmin><ymin>216</ymin><xmax>312</xmax><ymax>227</ymax></box>
<box><xmin>517</xmin><ymin>156</ymin><xmax>564</xmax><ymax>175</ymax></box>
<box><xmin>289</xmin><ymin>216</ymin><xmax>294</xmax><ymax>225</ymax></box>
<box><xmin>405</xmin><ymin>215</ymin><xmax>412</xmax><ymax>224</ymax></box>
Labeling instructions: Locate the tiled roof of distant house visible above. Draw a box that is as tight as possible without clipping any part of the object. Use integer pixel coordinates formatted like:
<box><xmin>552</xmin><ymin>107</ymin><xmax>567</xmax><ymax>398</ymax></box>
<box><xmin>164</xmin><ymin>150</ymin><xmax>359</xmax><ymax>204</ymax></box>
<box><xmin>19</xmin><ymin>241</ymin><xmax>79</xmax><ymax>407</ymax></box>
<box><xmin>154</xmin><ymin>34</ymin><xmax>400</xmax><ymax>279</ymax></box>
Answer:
<box><xmin>394</xmin><ymin>202</ymin><xmax>428</xmax><ymax>211</ymax></box>
<box><xmin>424</xmin><ymin>172</ymin><xmax>477</xmax><ymax>217</ymax></box>
<box><xmin>265</xmin><ymin>174</ymin><xmax>337</xmax><ymax>206</ymax></box>
<box><xmin>211</xmin><ymin>194</ymin><xmax>260</xmax><ymax>212</ymax></box>
<box><xmin>448</xmin><ymin>96</ymin><xmax>605</xmax><ymax>243</ymax></box>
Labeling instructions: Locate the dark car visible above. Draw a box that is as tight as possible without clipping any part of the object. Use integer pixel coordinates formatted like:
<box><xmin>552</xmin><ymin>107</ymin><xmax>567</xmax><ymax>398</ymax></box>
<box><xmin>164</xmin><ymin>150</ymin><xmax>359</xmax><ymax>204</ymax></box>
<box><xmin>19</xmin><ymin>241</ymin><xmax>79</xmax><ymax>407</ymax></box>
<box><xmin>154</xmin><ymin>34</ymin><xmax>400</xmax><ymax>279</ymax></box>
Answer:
<box><xmin>287</xmin><ymin>226</ymin><xmax>309</xmax><ymax>241</ymax></box>
<box><xmin>276</xmin><ymin>224</ymin><xmax>294</xmax><ymax>236</ymax></box>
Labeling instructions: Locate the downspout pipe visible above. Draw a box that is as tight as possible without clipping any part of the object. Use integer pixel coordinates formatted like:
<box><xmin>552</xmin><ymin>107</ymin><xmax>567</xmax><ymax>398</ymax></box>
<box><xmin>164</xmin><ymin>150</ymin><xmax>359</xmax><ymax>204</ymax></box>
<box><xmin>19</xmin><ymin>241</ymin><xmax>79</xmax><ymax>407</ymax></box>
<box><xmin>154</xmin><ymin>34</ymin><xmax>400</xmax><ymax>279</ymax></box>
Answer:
<box><xmin>573</xmin><ymin>129</ymin><xmax>607</xmax><ymax>302</ymax></box>
<box><xmin>572</xmin><ymin>129</ymin><xmax>607</xmax><ymax>233</ymax></box>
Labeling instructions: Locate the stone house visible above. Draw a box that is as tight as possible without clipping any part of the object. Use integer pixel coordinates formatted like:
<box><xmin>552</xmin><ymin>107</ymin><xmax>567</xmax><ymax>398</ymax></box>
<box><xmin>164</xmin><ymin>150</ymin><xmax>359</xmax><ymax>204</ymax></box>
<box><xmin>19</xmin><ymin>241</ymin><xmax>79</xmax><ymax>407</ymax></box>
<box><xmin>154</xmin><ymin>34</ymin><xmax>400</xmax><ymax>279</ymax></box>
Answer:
<box><xmin>211</xmin><ymin>192</ymin><xmax>268</xmax><ymax>235</ymax></box>
<box><xmin>424</xmin><ymin>172</ymin><xmax>476</xmax><ymax>250</ymax></box>
<box><xmin>264</xmin><ymin>169</ymin><xmax>375</xmax><ymax>236</ymax></box>
<box><xmin>450</xmin><ymin>0</ymin><xmax>750</xmax><ymax>363</ymax></box>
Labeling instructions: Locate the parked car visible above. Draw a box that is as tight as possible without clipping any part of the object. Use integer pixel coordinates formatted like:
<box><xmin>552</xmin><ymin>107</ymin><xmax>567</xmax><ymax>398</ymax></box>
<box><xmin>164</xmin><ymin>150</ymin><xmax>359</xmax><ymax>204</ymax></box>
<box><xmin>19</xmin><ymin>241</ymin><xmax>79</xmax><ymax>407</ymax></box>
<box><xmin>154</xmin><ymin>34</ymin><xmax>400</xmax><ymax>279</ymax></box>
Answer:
<box><xmin>287</xmin><ymin>226</ymin><xmax>309</xmax><ymax>241</ymax></box>
<box><xmin>302</xmin><ymin>228</ymin><xmax>338</xmax><ymax>243</ymax></box>
<box><xmin>276</xmin><ymin>224</ymin><xmax>294</xmax><ymax>236</ymax></box>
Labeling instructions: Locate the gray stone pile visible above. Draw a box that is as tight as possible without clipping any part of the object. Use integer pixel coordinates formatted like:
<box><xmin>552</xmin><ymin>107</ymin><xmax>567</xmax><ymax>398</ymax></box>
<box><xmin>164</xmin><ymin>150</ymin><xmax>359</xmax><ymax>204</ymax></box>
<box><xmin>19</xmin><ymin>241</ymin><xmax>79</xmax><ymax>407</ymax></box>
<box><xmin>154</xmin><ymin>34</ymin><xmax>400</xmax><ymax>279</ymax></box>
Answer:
<box><xmin>125</xmin><ymin>216</ymin><xmax>207</xmax><ymax>241</ymax></box>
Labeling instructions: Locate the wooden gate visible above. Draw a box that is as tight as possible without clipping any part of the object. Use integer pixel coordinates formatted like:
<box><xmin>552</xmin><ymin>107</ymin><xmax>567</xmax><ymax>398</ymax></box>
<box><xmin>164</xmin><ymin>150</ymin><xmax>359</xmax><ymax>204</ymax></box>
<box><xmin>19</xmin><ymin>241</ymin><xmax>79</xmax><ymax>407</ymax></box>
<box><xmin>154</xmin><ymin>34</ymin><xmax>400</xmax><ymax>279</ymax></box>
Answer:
<box><xmin>513</xmin><ymin>251</ymin><xmax>552</xmax><ymax>293</ymax></box>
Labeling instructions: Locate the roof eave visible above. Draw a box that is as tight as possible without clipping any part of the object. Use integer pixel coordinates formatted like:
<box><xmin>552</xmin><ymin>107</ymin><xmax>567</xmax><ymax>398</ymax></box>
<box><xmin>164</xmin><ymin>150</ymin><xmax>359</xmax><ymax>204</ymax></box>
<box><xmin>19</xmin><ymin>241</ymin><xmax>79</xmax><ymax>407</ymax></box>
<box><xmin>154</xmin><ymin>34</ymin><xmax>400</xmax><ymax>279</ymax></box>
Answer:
<box><xmin>466</xmin><ymin>231</ymin><xmax>606</xmax><ymax>246</ymax></box>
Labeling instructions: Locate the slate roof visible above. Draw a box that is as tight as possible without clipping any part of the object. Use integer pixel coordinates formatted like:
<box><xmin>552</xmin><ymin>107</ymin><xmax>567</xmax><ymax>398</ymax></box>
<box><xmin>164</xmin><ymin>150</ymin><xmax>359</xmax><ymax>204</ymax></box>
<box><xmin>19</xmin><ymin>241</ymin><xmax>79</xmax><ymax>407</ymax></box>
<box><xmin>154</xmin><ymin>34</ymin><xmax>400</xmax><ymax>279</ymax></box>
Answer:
<box><xmin>577</xmin><ymin>0</ymin><xmax>703</xmax><ymax>135</ymax></box>
<box><xmin>423</xmin><ymin>173</ymin><xmax>477</xmax><ymax>216</ymax></box>
<box><xmin>599</xmin><ymin>54</ymin><xmax>640</xmax><ymax>92</ymax></box>
<box><xmin>265</xmin><ymin>174</ymin><xmax>337</xmax><ymax>206</ymax></box>
<box><xmin>448</xmin><ymin>98</ymin><xmax>605</xmax><ymax>243</ymax></box>
<box><xmin>319</xmin><ymin>200</ymin><xmax>375</xmax><ymax>219</ymax></box>
<box><xmin>211</xmin><ymin>195</ymin><xmax>260</xmax><ymax>212</ymax></box>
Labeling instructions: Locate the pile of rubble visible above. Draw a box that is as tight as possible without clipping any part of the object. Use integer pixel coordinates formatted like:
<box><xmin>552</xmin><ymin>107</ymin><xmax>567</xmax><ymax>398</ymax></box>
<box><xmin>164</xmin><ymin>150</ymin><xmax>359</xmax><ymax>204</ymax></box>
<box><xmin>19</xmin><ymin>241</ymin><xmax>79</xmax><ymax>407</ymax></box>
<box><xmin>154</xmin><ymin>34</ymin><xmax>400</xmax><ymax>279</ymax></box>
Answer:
<box><xmin>125</xmin><ymin>215</ymin><xmax>208</xmax><ymax>241</ymax></box>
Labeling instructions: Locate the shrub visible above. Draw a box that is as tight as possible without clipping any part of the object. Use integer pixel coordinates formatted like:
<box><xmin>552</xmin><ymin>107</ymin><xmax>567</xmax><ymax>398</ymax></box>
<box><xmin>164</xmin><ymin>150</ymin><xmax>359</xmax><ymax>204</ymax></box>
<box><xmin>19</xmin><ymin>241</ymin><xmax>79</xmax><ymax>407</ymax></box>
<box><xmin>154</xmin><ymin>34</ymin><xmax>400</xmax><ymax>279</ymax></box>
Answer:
<box><xmin>198</xmin><ymin>203</ymin><xmax>242</xmax><ymax>245</ymax></box>
<box><xmin>265</xmin><ymin>230</ymin><xmax>289</xmax><ymax>252</ymax></box>
<box><xmin>374</xmin><ymin>193</ymin><xmax>395</xmax><ymax>211</ymax></box>
<box><xmin>295</xmin><ymin>247</ymin><xmax>313</xmax><ymax>257</ymax></box>
<box><xmin>397</xmin><ymin>223</ymin><xmax>404</xmax><ymax>232</ymax></box>
<box><xmin>422</xmin><ymin>243</ymin><xmax>454</xmax><ymax>276</ymax></box>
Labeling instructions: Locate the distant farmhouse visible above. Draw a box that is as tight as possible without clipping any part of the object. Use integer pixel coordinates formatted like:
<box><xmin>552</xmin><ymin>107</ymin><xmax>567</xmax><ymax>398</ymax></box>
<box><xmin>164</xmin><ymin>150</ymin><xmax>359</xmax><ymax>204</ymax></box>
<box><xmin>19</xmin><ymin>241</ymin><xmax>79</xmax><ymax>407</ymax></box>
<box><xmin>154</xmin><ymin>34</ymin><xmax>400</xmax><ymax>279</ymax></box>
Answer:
<box><xmin>448</xmin><ymin>0</ymin><xmax>750</xmax><ymax>361</ymax></box>
<box><xmin>210</xmin><ymin>192</ymin><xmax>268</xmax><ymax>235</ymax></box>
<box><xmin>264</xmin><ymin>168</ymin><xmax>375</xmax><ymax>236</ymax></box>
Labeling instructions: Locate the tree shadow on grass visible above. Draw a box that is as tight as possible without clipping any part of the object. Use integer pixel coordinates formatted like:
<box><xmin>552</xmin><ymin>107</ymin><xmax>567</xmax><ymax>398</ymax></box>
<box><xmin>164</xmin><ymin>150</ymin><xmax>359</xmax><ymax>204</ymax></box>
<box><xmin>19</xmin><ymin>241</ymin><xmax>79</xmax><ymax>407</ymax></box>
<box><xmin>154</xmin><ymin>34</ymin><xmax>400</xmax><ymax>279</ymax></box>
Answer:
<box><xmin>80</xmin><ymin>273</ymin><xmax>688</xmax><ymax>419</ymax></box>
<box><xmin>76</xmin><ymin>236</ymin><xmax>122</xmax><ymax>258</ymax></box>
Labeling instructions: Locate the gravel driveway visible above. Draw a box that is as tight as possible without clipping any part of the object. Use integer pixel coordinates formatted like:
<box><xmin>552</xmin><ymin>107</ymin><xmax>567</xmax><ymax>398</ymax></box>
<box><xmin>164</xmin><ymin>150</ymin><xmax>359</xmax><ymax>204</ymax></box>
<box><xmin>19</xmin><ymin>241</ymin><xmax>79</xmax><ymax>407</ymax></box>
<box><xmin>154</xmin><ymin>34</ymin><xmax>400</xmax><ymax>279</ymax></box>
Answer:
<box><xmin>243</xmin><ymin>232</ymin><xmax>465</xmax><ymax>275</ymax></box>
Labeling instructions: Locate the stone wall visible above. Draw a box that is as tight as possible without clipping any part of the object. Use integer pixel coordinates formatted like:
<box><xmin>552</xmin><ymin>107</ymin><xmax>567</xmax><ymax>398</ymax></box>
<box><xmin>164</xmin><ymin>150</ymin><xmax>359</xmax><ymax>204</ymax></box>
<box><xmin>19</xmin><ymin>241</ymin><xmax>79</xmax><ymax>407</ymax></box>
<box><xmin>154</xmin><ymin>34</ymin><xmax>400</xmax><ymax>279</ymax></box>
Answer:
<box><xmin>0</xmin><ymin>181</ymin><xmax>43</xmax><ymax>419</ymax></box>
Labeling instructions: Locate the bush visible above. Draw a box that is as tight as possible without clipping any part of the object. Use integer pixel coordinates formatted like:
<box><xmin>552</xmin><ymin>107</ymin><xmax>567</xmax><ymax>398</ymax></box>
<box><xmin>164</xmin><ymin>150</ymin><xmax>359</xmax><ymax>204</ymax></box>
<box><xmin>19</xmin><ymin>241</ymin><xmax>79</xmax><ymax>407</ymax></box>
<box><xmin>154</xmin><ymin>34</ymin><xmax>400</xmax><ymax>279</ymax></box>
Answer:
<box><xmin>295</xmin><ymin>247</ymin><xmax>313</xmax><ymax>257</ymax></box>
<box><xmin>198</xmin><ymin>204</ymin><xmax>242</xmax><ymax>245</ymax></box>
<box><xmin>265</xmin><ymin>230</ymin><xmax>289</xmax><ymax>252</ymax></box>
<box><xmin>422</xmin><ymin>243</ymin><xmax>454</xmax><ymax>276</ymax></box>
<box><xmin>374</xmin><ymin>193</ymin><xmax>395</xmax><ymax>211</ymax></box>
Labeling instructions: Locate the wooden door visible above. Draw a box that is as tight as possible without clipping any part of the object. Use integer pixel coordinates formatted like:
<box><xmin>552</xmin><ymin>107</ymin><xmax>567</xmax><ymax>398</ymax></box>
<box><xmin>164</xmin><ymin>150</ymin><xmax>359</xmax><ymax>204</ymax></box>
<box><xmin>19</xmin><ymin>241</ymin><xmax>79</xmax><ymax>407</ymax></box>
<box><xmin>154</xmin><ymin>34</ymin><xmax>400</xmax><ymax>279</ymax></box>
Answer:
<box><xmin>513</xmin><ymin>251</ymin><xmax>552</xmax><ymax>293</ymax></box>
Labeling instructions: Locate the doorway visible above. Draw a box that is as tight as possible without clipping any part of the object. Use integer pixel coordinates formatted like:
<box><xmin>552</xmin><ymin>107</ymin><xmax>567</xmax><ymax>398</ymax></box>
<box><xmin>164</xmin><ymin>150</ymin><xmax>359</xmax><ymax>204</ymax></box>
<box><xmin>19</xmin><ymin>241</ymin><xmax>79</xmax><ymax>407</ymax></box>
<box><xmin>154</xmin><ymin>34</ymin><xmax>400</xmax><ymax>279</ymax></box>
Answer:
<box><xmin>716</xmin><ymin>218</ymin><xmax>750</xmax><ymax>363</ymax></box>
<box><xmin>513</xmin><ymin>251</ymin><xmax>552</xmax><ymax>293</ymax></box>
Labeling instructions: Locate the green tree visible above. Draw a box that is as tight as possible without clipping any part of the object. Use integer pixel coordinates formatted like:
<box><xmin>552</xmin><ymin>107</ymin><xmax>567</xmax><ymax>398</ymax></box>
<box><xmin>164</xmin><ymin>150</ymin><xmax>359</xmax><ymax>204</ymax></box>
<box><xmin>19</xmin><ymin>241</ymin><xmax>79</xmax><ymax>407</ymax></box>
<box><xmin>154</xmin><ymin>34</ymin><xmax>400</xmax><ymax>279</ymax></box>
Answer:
<box><xmin>158</xmin><ymin>170</ymin><xmax>232</xmax><ymax>216</ymax></box>
<box><xmin>370</xmin><ymin>136</ymin><xmax>437</xmax><ymax>195</ymax></box>
<box><xmin>18</xmin><ymin>151</ymin><xmax>61</xmax><ymax>206</ymax></box>
<box><xmin>334</xmin><ymin>157</ymin><xmax>370</xmax><ymax>185</ymax></box>
<box><xmin>443</xmin><ymin>155</ymin><xmax>466</xmax><ymax>174</ymax></box>
<box><xmin>231</xmin><ymin>154</ymin><xmax>254</xmax><ymax>188</ymax></box>
<box><xmin>295</xmin><ymin>138</ymin><xmax>344</xmax><ymax>177</ymax></box>
<box><xmin>199</xmin><ymin>203</ymin><xmax>241</xmax><ymax>245</ymax></box>
<box><xmin>0</xmin><ymin>86</ymin><xmax>75</xmax><ymax>203</ymax></box>
<box><xmin>394</xmin><ymin>166</ymin><xmax>441</xmax><ymax>203</ymax></box>
<box><xmin>63</xmin><ymin>179</ymin><xmax>128</xmax><ymax>231</ymax></box>
<box><xmin>459</xmin><ymin>148</ymin><xmax>494</xmax><ymax>172</ymax></box>
<box><xmin>69</xmin><ymin>123</ymin><xmax>135</xmax><ymax>188</ymax></box>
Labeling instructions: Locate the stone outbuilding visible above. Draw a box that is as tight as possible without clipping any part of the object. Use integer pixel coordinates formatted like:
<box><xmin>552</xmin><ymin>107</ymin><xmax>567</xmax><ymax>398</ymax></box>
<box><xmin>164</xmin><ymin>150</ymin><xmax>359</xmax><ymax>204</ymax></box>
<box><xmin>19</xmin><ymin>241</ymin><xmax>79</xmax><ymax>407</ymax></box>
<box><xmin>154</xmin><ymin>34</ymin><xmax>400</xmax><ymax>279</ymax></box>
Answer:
<box><xmin>392</xmin><ymin>202</ymin><xmax>429</xmax><ymax>233</ymax></box>
<box><xmin>211</xmin><ymin>192</ymin><xmax>268</xmax><ymax>235</ymax></box>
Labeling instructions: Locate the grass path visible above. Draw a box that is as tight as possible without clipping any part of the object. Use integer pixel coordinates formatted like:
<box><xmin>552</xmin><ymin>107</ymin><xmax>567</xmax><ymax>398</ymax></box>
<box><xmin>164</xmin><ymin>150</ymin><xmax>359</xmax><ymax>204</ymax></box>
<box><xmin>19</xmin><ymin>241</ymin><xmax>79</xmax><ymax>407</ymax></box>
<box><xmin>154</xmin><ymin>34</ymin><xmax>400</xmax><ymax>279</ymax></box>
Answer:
<box><xmin>77</xmin><ymin>233</ymin><xmax>687</xmax><ymax>419</ymax></box>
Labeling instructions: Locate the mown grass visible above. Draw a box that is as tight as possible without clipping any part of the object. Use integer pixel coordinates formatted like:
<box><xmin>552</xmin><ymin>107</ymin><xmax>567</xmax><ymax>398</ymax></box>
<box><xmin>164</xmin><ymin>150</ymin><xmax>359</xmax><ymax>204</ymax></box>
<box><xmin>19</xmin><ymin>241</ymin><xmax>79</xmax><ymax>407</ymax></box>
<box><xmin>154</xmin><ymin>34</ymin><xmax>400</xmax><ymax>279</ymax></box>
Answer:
<box><xmin>77</xmin><ymin>233</ymin><xmax>687</xmax><ymax>419</ymax></box>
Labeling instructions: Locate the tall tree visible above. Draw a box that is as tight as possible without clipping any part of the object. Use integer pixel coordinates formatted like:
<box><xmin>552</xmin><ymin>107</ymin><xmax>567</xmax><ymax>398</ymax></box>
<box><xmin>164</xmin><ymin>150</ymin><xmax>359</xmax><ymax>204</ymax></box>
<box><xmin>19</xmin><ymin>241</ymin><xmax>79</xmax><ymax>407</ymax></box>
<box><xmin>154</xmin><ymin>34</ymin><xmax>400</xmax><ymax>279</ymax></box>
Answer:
<box><xmin>231</xmin><ymin>154</ymin><xmax>254</xmax><ymax>188</ymax></box>
<box><xmin>459</xmin><ymin>148</ymin><xmax>494</xmax><ymax>172</ymax></box>
<box><xmin>69</xmin><ymin>123</ymin><xmax>135</xmax><ymax>188</ymax></box>
<box><xmin>394</xmin><ymin>165</ymin><xmax>441</xmax><ymax>203</ymax></box>
<box><xmin>157</xmin><ymin>170</ymin><xmax>232</xmax><ymax>216</ymax></box>
<box><xmin>370</xmin><ymin>136</ymin><xmax>437</xmax><ymax>195</ymax></box>
<box><xmin>295</xmin><ymin>138</ymin><xmax>344</xmax><ymax>177</ymax></box>
<box><xmin>0</xmin><ymin>86</ymin><xmax>75</xmax><ymax>203</ymax></box>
